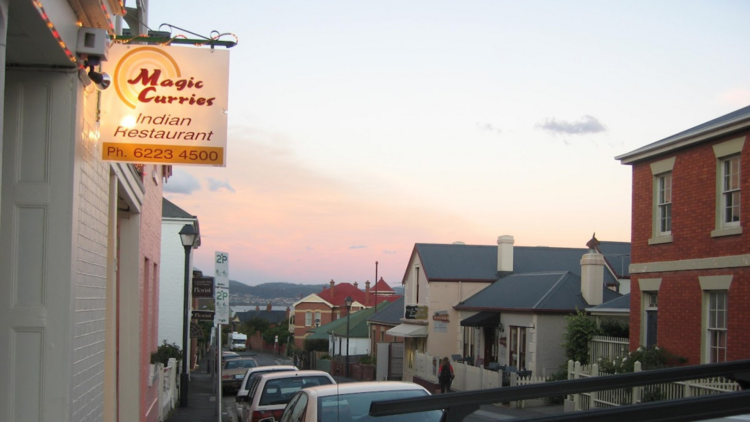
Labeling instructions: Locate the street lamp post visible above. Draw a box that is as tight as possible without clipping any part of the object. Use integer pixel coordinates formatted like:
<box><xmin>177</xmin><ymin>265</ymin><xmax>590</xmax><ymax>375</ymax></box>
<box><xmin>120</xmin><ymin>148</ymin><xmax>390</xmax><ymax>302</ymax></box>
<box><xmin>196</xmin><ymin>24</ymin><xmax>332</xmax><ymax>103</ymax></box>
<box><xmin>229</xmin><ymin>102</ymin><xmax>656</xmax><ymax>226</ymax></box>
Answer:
<box><xmin>345</xmin><ymin>296</ymin><xmax>353</xmax><ymax>378</ymax></box>
<box><xmin>179</xmin><ymin>224</ymin><xmax>198</xmax><ymax>408</ymax></box>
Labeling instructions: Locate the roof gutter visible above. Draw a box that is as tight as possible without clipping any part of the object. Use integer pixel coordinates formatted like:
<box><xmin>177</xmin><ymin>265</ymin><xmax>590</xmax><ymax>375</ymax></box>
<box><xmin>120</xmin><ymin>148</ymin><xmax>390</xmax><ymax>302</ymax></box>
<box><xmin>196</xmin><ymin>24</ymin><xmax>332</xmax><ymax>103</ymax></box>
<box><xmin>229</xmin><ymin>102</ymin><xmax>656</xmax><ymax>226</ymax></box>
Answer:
<box><xmin>616</xmin><ymin>115</ymin><xmax>750</xmax><ymax>164</ymax></box>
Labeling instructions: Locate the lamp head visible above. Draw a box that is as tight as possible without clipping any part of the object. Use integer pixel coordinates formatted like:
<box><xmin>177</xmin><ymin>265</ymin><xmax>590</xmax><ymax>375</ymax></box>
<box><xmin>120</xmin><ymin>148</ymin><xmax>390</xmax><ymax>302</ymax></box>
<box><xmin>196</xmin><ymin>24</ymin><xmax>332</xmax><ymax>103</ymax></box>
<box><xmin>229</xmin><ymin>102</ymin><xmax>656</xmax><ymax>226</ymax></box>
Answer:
<box><xmin>179</xmin><ymin>224</ymin><xmax>198</xmax><ymax>247</ymax></box>
<box><xmin>344</xmin><ymin>296</ymin><xmax>353</xmax><ymax>308</ymax></box>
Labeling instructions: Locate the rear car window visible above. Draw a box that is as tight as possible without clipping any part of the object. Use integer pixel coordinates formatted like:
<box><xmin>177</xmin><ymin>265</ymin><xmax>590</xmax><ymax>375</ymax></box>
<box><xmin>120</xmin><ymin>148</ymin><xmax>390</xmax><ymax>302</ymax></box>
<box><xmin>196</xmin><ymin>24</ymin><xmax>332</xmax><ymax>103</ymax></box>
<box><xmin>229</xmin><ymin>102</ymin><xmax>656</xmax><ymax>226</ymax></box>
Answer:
<box><xmin>318</xmin><ymin>390</ymin><xmax>441</xmax><ymax>422</ymax></box>
<box><xmin>259</xmin><ymin>376</ymin><xmax>333</xmax><ymax>406</ymax></box>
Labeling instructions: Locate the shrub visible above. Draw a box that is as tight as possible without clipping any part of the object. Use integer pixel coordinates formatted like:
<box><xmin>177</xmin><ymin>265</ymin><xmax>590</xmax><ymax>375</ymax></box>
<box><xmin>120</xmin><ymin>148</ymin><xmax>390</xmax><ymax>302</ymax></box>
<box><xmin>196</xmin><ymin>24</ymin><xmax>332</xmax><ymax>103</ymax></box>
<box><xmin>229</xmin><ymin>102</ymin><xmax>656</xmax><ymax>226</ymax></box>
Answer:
<box><xmin>304</xmin><ymin>338</ymin><xmax>329</xmax><ymax>352</ymax></box>
<box><xmin>155</xmin><ymin>341</ymin><xmax>182</xmax><ymax>366</ymax></box>
<box><xmin>597</xmin><ymin>346</ymin><xmax>687</xmax><ymax>374</ymax></box>
<box><xmin>359</xmin><ymin>355</ymin><xmax>376</xmax><ymax>365</ymax></box>
<box><xmin>562</xmin><ymin>310</ymin><xmax>600</xmax><ymax>365</ymax></box>
<box><xmin>544</xmin><ymin>366</ymin><xmax>569</xmax><ymax>405</ymax></box>
<box><xmin>599</xmin><ymin>319</ymin><xmax>630</xmax><ymax>338</ymax></box>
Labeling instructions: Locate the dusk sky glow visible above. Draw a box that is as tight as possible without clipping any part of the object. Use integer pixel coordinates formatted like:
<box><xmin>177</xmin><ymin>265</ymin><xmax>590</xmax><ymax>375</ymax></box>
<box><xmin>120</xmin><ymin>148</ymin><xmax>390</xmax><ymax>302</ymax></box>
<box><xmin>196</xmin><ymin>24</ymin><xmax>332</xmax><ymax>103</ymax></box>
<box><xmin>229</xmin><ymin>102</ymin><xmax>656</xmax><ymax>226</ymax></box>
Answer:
<box><xmin>150</xmin><ymin>1</ymin><xmax>750</xmax><ymax>286</ymax></box>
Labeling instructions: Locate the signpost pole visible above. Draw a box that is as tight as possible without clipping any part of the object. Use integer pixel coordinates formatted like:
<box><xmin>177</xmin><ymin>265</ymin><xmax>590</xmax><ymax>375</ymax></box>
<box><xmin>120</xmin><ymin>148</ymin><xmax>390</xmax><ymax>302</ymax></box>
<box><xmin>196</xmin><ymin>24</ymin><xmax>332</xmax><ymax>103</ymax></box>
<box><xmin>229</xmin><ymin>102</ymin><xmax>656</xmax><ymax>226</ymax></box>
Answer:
<box><xmin>217</xmin><ymin>323</ymin><xmax>221</xmax><ymax>421</ymax></box>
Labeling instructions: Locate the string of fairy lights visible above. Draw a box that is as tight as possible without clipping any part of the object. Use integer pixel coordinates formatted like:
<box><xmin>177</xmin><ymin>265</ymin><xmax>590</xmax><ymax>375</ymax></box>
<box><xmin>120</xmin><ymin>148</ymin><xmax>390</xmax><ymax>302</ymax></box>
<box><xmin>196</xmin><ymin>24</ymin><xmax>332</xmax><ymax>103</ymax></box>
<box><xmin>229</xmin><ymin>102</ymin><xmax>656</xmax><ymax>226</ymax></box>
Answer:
<box><xmin>31</xmin><ymin>0</ymin><xmax>237</xmax><ymax>71</ymax></box>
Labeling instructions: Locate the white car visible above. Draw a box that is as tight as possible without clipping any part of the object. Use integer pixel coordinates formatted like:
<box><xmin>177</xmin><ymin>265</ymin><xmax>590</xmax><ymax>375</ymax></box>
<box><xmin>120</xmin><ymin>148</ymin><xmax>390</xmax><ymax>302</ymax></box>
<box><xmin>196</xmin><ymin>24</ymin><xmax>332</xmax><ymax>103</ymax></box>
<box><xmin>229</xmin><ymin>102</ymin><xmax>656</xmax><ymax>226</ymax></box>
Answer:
<box><xmin>278</xmin><ymin>382</ymin><xmax>442</xmax><ymax>422</ymax></box>
<box><xmin>235</xmin><ymin>366</ymin><xmax>298</xmax><ymax>415</ymax></box>
<box><xmin>242</xmin><ymin>370</ymin><xmax>335</xmax><ymax>422</ymax></box>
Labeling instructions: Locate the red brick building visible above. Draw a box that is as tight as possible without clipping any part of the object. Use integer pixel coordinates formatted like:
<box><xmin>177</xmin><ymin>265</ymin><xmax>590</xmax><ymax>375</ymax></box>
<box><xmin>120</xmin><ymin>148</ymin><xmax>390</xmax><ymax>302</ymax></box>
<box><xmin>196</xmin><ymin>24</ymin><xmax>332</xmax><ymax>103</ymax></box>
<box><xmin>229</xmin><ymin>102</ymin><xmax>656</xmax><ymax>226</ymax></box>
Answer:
<box><xmin>616</xmin><ymin>106</ymin><xmax>750</xmax><ymax>365</ymax></box>
<box><xmin>291</xmin><ymin>279</ymin><xmax>397</xmax><ymax>349</ymax></box>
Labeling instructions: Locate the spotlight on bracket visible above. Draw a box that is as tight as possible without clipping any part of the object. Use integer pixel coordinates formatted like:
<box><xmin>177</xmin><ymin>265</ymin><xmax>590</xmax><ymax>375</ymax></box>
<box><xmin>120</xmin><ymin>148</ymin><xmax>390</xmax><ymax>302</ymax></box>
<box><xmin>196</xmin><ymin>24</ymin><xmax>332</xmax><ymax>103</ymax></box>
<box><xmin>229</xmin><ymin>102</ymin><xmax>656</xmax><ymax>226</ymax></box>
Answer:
<box><xmin>87</xmin><ymin>66</ymin><xmax>111</xmax><ymax>91</ymax></box>
<box><xmin>84</xmin><ymin>56</ymin><xmax>111</xmax><ymax>91</ymax></box>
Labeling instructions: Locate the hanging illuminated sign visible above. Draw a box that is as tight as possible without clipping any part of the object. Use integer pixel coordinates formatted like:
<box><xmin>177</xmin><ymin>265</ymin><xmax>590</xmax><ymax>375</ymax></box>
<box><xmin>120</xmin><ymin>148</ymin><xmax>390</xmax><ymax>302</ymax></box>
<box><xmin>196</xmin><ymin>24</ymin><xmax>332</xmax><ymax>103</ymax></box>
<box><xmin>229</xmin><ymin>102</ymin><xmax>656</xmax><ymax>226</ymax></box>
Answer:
<box><xmin>100</xmin><ymin>44</ymin><xmax>229</xmax><ymax>166</ymax></box>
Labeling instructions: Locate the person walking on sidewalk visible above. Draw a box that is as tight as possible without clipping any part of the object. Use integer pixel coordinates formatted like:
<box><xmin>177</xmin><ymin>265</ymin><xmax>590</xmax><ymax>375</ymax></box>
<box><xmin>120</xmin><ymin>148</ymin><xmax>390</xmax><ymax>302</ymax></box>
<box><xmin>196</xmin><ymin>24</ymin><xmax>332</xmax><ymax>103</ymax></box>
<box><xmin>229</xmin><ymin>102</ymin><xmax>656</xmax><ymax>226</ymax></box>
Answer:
<box><xmin>438</xmin><ymin>357</ymin><xmax>454</xmax><ymax>393</ymax></box>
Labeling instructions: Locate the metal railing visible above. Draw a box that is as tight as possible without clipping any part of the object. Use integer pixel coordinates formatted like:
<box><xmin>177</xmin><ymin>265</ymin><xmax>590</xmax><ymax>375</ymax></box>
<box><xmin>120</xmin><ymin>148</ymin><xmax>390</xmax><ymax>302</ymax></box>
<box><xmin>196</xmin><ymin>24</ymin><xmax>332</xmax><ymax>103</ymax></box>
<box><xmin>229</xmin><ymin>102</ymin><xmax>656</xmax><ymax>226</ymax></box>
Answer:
<box><xmin>370</xmin><ymin>359</ymin><xmax>750</xmax><ymax>422</ymax></box>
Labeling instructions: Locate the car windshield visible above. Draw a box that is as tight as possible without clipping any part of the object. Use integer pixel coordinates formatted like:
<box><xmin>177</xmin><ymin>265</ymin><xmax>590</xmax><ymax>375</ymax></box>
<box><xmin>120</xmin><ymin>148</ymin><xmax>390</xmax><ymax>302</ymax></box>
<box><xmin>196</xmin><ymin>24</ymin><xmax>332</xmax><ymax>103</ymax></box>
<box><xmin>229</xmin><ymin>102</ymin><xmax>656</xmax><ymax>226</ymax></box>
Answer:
<box><xmin>260</xmin><ymin>376</ymin><xmax>333</xmax><ymax>406</ymax></box>
<box><xmin>318</xmin><ymin>390</ymin><xmax>441</xmax><ymax>422</ymax></box>
<box><xmin>225</xmin><ymin>359</ymin><xmax>257</xmax><ymax>369</ymax></box>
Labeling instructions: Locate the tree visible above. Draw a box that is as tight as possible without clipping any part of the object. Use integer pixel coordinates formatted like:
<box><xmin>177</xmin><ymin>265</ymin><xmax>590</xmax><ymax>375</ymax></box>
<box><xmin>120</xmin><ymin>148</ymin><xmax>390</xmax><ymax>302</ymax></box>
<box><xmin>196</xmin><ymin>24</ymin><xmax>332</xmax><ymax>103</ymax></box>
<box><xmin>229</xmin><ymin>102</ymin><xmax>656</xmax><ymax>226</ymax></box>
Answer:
<box><xmin>242</xmin><ymin>317</ymin><xmax>270</xmax><ymax>335</ymax></box>
<box><xmin>262</xmin><ymin>321</ymin><xmax>293</xmax><ymax>345</ymax></box>
<box><xmin>562</xmin><ymin>310</ymin><xmax>600</xmax><ymax>364</ymax></box>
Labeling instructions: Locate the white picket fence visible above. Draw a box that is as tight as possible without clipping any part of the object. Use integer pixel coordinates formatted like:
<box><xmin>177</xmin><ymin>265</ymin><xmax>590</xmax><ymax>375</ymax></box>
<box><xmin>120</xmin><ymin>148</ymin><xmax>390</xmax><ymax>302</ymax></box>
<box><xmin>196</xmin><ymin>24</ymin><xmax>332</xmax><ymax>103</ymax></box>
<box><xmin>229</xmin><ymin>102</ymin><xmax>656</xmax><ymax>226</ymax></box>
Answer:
<box><xmin>589</xmin><ymin>335</ymin><xmax>629</xmax><ymax>364</ymax></box>
<box><xmin>567</xmin><ymin>360</ymin><xmax>741</xmax><ymax>411</ymax></box>
<box><xmin>158</xmin><ymin>358</ymin><xmax>179</xmax><ymax>421</ymax></box>
<box><xmin>413</xmin><ymin>352</ymin><xmax>547</xmax><ymax>408</ymax></box>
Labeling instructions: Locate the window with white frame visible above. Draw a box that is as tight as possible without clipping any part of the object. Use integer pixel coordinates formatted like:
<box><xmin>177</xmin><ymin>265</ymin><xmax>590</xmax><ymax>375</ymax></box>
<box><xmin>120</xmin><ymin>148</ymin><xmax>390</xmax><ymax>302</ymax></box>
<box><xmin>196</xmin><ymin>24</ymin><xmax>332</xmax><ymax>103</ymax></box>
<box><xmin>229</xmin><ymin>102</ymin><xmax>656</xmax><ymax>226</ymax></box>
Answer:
<box><xmin>707</xmin><ymin>291</ymin><xmax>728</xmax><ymax>363</ymax></box>
<box><xmin>721</xmin><ymin>156</ymin><xmax>741</xmax><ymax>226</ymax></box>
<box><xmin>305</xmin><ymin>311</ymin><xmax>312</xmax><ymax>327</ymax></box>
<box><xmin>649</xmin><ymin>157</ymin><xmax>676</xmax><ymax>244</ymax></box>
<box><xmin>658</xmin><ymin>173</ymin><xmax>672</xmax><ymax>234</ymax></box>
<box><xmin>712</xmin><ymin>137</ymin><xmax>744</xmax><ymax>237</ymax></box>
<box><xmin>509</xmin><ymin>326</ymin><xmax>527</xmax><ymax>370</ymax></box>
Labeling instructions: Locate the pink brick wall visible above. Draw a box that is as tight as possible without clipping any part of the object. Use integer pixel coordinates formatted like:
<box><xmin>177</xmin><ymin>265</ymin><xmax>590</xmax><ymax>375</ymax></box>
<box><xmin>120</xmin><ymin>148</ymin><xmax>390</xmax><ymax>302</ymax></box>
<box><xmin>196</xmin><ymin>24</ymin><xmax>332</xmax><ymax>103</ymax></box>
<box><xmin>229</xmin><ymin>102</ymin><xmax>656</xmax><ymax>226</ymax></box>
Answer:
<box><xmin>140</xmin><ymin>165</ymin><xmax>164</xmax><ymax>422</ymax></box>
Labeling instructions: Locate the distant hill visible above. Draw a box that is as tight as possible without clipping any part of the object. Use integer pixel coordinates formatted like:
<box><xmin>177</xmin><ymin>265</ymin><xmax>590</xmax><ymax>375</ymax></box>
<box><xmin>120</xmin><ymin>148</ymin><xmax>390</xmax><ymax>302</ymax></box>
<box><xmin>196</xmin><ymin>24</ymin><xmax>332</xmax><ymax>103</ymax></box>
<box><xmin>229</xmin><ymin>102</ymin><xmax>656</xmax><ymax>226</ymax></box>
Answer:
<box><xmin>229</xmin><ymin>280</ymin><xmax>326</xmax><ymax>299</ymax></box>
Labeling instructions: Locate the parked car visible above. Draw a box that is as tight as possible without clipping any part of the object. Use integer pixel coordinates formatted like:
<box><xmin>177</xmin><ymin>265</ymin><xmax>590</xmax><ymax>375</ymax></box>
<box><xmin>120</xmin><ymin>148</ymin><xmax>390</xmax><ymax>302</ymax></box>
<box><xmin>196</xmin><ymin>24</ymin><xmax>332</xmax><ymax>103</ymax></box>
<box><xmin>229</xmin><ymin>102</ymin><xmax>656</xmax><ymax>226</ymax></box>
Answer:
<box><xmin>235</xmin><ymin>365</ymin><xmax>299</xmax><ymax>415</ymax></box>
<box><xmin>222</xmin><ymin>357</ymin><xmax>259</xmax><ymax>393</ymax></box>
<box><xmin>241</xmin><ymin>370</ymin><xmax>335</xmax><ymax>422</ymax></box>
<box><xmin>278</xmin><ymin>382</ymin><xmax>442</xmax><ymax>422</ymax></box>
<box><xmin>223</xmin><ymin>351</ymin><xmax>241</xmax><ymax>361</ymax></box>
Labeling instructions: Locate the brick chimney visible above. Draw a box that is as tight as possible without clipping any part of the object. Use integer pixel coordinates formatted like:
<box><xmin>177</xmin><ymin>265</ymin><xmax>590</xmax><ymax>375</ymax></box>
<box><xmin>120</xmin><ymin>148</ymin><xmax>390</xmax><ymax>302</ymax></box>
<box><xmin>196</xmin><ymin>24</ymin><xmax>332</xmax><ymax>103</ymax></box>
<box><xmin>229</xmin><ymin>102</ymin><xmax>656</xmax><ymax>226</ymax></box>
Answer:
<box><xmin>266</xmin><ymin>302</ymin><xmax>272</xmax><ymax>312</ymax></box>
<box><xmin>354</xmin><ymin>281</ymin><xmax>358</xmax><ymax>289</ymax></box>
<box><xmin>365</xmin><ymin>280</ymin><xmax>371</xmax><ymax>305</ymax></box>
<box><xmin>580</xmin><ymin>234</ymin><xmax>604</xmax><ymax>306</ymax></box>
<box><xmin>255</xmin><ymin>305</ymin><xmax>260</xmax><ymax>311</ymax></box>
<box><xmin>329</xmin><ymin>279</ymin><xmax>335</xmax><ymax>299</ymax></box>
<box><xmin>497</xmin><ymin>235</ymin><xmax>514</xmax><ymax>274</ymax></box>
<box><xmin>286</xmin><ymin>306</ymin><xmax>290</xmax><ymax>319</ymax></box>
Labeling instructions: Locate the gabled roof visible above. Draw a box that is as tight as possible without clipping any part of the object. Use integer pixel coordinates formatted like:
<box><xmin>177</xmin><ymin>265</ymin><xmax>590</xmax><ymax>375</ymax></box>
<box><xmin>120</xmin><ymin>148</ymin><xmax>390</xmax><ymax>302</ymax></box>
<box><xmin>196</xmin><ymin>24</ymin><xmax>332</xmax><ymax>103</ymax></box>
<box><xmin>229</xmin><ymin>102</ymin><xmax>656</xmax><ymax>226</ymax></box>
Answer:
<box><xmin>236</xmin><ymin>309</ymin><xmax>287</xmax><ymax>325</ymax></box>
<box><xmin>597</xmin><ymin>241</ymin><xmax>631</xmax><ymax>278</ymax></box>
<box><xmin>455</xmin><ymin>271</ymin><xmax>621</xmax><ymax>312</ymax></box>
<box><xmin>588</xmin><ymin>293</ymin><xmax>631</xmax><ymax>312</ymax></box>
<box><xmin>367</xmin><ymin>296</ymin><xmax>404</xmax><ymax>326</ymax></box>
<box><xmin>373</xmin><ymin>277</ymin><xmax>395</xmax><ymax>294</ymax></box>
<box><xmin>317</xmin><ymin>281</ymin><xmax>400</xmax><ymax>308</ymax></box>
<box><xmin>162</xmin><ymin>198</ymin><xmax>194</xmax><ymax>219</ymax></box>
<box><xmin>616</xmin><ymin>104</ymin><xmax>750</xmax><ymax>164</ymax></box>
<box><xmin>306</xmin><ymin>301</ymin><xmax>393</xmax><ymax>340</ymax></box>
<box><xmin>408</xmin><ymin>243</ymin><xmax>627</xmax><ymax>287</ymax></box>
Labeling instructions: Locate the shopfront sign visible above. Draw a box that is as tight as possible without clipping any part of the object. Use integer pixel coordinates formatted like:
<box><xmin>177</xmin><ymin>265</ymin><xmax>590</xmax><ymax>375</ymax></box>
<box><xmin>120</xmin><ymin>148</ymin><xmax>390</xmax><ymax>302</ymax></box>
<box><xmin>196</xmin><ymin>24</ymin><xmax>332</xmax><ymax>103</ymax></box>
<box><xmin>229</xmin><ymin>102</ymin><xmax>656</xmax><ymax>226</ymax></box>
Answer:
<box><xmin>192</xmin><ymin>310</ymin><xmax>215</xmax><ymax>321</ymax></box>
<box><xmin>405</xmin><ymin>305</ymin><xmax>428</xmax><ymax>320</ymax></box>
<box><xmin>192</xmin><ymin>276</ymin><xmax>214</xmax><ymax>297</ymax></box>
<box><xmin>100</xmin><ymin>44</ymin><xmax>229</xmax><ymax>166</ymax></box>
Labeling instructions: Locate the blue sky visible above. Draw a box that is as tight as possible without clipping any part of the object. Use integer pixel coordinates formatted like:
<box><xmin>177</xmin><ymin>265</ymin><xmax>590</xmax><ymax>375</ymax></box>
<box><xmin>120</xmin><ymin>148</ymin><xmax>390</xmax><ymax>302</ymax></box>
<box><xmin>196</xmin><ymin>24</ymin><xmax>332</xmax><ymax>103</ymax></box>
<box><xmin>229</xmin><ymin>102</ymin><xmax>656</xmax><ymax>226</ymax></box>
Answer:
<box><xmin>148</xmin><ymin>1</ymin><xmax>750</xmax><ymax>286</ymax></box>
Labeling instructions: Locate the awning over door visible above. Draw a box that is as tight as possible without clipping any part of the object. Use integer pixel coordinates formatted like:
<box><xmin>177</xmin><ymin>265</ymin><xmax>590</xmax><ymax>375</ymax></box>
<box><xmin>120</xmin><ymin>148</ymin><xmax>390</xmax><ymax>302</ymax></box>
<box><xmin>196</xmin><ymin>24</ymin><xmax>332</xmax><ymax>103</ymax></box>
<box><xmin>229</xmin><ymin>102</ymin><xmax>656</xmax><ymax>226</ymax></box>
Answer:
<box><xmin>386</xmin><ymin>323</ymin><xmax>428</xmax><ymax>338</ymax></box>
<box><xmin>460</xmin><ymin>312</ymin><xmax>500</xmax><ymax>327</ymax></box>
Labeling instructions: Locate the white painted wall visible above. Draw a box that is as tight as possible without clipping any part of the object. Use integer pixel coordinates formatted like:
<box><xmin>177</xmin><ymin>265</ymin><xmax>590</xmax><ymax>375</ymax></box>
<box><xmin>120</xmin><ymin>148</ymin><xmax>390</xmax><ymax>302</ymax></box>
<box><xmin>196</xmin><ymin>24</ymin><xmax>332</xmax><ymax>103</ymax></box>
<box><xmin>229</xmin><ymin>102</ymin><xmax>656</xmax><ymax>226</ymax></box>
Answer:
<box><xmin>159</xmin><ymin>218</ymin><xmax>196</xmax><ymax>348</ymax></box>
<box><xmin>331</xmin><ymin>334</ymin><xmax>370</xmax><ymax>356</ymax></box>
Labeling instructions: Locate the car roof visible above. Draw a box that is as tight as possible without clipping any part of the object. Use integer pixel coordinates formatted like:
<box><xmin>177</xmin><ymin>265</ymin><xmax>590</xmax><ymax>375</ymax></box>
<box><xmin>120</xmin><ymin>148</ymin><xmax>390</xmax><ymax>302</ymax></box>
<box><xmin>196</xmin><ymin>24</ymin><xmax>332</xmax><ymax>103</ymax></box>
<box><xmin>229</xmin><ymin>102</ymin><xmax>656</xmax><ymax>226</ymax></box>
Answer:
<box><xmin>256</xmin><ymin>370</ymin><xmax>333</xmax><ymax>382</ymax></box>
<box><xmin>302</xmin><ymin>381</ymin><xmax>428</xmax><ymax>397</ymax></box>
<box><xmin>246</xmin><ymin>365</ymin><xmax>297</xmax><ymax>376</ymax></box>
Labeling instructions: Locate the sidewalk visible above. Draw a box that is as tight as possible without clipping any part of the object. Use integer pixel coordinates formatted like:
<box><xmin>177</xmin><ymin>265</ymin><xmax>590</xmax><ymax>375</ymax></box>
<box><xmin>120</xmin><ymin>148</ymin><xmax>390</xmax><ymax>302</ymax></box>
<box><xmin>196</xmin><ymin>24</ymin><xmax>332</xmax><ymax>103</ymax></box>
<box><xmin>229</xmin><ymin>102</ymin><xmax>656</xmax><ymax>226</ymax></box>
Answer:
<box><xmin>165</xmin><ymin>354</ymin><xmax>228</xmax><ymax>422</ymax></box>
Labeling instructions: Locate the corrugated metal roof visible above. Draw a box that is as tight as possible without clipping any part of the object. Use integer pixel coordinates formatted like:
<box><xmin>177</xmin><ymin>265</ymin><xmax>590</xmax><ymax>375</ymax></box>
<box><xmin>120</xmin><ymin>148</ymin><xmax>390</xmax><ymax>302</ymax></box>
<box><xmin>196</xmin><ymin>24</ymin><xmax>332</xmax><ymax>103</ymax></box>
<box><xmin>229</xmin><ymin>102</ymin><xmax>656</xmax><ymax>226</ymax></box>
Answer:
<box><xmin>590</xmin><ymin>293</ymin><xmax>631</xmax><ymax>310</ymax></box>
<box><xmin>162</xmin><ymin>198</ymin><xmax>194</xmax><ymax>219</ymax></box>
<box><xmin>236</xmin><ymin>310</ymin><xmax>287</xmax><ymax>325</ymax></box>
<box><xmin>416</xmin><ymin>244</ymin><xmax>498</xmax><ymax>281</ymax></box>
<box><xmin>367</xmin><ymin>296</ymin><xmax>404</xmax><ymax>325</ymax></box>
<box><xmin>456</xmin><ymin>271</ymin><xmax>621</xmax><ymax>311</ymax></box>
<box><xmin>415</xmin><ymin>243</ymin><xmax>626</xmax><ymax>287</ymax></box>
<box><xmin>597</xmin><ymin>241</ymin><xmax>631</xmax><ymax>278</ymax></box>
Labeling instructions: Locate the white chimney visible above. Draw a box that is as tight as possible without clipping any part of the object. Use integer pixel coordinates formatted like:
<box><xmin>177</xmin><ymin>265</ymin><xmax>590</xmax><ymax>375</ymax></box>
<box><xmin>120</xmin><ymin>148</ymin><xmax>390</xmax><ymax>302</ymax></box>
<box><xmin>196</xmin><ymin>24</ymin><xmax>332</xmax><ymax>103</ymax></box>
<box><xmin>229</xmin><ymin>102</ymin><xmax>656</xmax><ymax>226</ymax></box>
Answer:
<box><xmin>580</xmin><ymin>251</ymin><xmax>605</xmax><ymax>306</ymax></box>
<box><xmin>497</xmin><ymin>235</ymin><xmax>514</xmax><ymax>273</ymax></box>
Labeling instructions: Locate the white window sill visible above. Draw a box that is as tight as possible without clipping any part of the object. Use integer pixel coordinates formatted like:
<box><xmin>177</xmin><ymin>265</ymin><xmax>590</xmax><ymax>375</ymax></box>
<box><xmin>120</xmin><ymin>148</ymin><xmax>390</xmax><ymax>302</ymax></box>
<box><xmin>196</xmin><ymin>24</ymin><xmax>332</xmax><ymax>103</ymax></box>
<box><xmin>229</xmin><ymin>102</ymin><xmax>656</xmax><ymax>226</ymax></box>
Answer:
<box><xmin>648</xmin><ymin>235</ymin><xmax>673</xmax><ymax>245</ymax></box>
<box><xmin>711</xmin><ymin>226</ymin><xmax>742</xmax><ymax>237</ymax></box>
